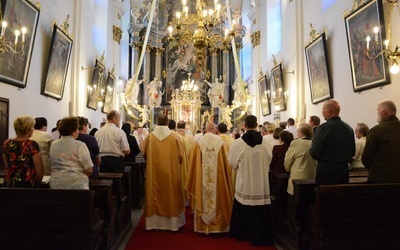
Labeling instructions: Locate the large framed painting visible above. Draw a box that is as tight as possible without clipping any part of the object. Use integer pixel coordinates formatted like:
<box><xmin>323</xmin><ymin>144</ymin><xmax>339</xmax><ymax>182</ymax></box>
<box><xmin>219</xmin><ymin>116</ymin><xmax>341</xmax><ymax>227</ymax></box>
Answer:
<box><xmin>42</xmin><ymin>24</ymin><xmax>73</xmax><ymax>100</ymax></box>
<box><xmin>258</xmin><ymin>75</ymin><xmax>271</xmax><ymax>116</ymax></box>
<box><xmin>271</xmin><ymin>63</ymin><xmax>286</xmax><ymax>112</ymax></box>
<box><xmin>101</xmin><ymin>71</ymin><xmax>115</xmax><ymax>114</ymax></box>
<box><xmin>0</xmin><ymin>0</ymin><xmax>40</xmax><ymax>88</ymax></box>
<box><xmin>164</xmin><ymin>43</ymin><xmax>209</xmax><ymax>104</ymax></box>
<box><xmin>344</xmin><ymin>0</ymin><xmax>390</xmax><ymax>92</ymax></box>
<box><xmin>87</xmin><ymin>59</ymin><xmax>106</xmax><ymax>110</ymax></box>
<box><xmin>305</xmin><ymin>32</ymin><xmax>333</xmax><ymax>104</ymax></box>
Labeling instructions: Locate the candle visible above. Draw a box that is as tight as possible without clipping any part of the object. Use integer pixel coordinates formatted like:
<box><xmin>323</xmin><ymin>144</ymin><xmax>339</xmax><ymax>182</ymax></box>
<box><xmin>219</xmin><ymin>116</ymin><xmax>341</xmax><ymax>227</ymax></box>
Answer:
<box><xmin>14</xmin><ymin>30</ymin><xmax>20</xmax><ymax>44</ymax></box>
<box><xmin>168</xmin><ymin>26</ymin><xmax>173</xmax><ymax>38</ymax></box>
<box><xmin>21</xmin><ymin>27</ymin><xmax>27</xmax><ymax>43</ymax></box>
<box><xmin>366</xmin><ymin>35</ymin><xmax>371</xmax><ymax>50</ymax></box>
<box><xmin>1</xmin><ymin>21</ymin><xmax>7</xmax><ymax>37</ymax></box>
<box><xmin>384</xmin><ymin>39</ymin><xmax>389</xmax><ymax>49</ymax></box>
<box><xmin>373</xmin><ymin>26</ymin><xmax>379</xmax><ymax>41</ymax></box>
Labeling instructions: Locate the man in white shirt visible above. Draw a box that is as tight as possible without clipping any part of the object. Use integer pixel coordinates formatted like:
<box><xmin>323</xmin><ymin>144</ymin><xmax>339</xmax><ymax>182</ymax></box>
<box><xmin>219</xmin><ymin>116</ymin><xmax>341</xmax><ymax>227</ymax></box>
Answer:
<box><xmin>95</xmin><ymin>110</ymin><xmax>130</xmax><ymax>173</ymax></box>
<box><xmin>285</xmin><ymin>118</ymin><xmax>298</xmax><ymax>139</ymax></box>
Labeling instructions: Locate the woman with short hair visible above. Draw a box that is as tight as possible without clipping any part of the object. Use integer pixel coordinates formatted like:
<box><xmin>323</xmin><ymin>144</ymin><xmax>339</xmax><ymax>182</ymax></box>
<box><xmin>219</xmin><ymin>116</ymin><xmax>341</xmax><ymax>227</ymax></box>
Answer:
<box><xmin>2</xmin><ymin>116</ymin><xmax>44</xmax><ymax>187</ymax></box>
<box><xmin>49</xmin><ymin>116</ymin><xmax>93</xmax><ymax>189</ymax></box>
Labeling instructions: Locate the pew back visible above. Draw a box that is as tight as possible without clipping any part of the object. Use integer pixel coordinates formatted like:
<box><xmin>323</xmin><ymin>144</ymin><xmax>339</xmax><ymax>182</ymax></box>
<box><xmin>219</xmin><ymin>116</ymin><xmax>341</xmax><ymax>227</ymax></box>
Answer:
<box><xmin>308</xmin><ymin>183</ymin><xmax>400</xmax><ymax>249</ymax></box>
<box><xmin>0</xmin><ymin>188</ymin><xmax>102</xmax><ymax>249</ymax></box>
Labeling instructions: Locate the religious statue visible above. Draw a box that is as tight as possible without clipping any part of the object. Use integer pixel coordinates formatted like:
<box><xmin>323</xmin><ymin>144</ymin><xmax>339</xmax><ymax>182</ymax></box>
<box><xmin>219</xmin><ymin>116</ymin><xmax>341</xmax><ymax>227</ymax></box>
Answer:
<box><xmin>125</xmin><ymin>77</ymin><xmax>144</xmax><ymax>104</ymax></box>
<box><xmin>204</xmin><ymin>78</ymin><xmax>226</xmax><ymax>108</ymax></box>
<box><xmin>139</xmin><ymin>105</ymin><xmax>150</xmax><ymax>127</ymax></box>
<box><xmin>232</xmin><ymin>78</ymin><xmax>249</xmax><ymax>109</ymax></box>
<box><xmin>147</xmin><ymin>77</ymin><xmax>163</xmax><ymax>107</ymax></box>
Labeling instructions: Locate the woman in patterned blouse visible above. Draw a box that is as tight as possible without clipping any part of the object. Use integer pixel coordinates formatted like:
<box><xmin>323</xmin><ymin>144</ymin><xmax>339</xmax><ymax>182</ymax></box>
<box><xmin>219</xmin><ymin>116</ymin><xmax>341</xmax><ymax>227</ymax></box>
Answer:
<box><xmin>2</xmin><ymin>116</ymin><xmax>44</xmax><ymax>187</ymax></box>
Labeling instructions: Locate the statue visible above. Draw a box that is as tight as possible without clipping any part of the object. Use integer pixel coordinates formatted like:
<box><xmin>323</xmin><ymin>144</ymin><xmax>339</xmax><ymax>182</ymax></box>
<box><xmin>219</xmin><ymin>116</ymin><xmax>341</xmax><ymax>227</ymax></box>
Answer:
<box><xmin>139</xmin><ymin>105</ymin><xmax>150</xmax><ymax>127</ymax></box>
<box><xmin>147</xmin><ymin>77</ymin><xmax>163</xmax><ymax>107</ymax></box>
<box><xmin>204</xmin><ymin>78</ymin><xmax>227</xmax><ymax>108</ymax></box>
<box><xmin>232</xmin><ymin>78</ymin><xmax>249</xmax><ymax>109</ymax></box>
<box><xmin>125</xmin><ymin>77</ymin><xmax>144</xmax><ymax>104</ymax></box>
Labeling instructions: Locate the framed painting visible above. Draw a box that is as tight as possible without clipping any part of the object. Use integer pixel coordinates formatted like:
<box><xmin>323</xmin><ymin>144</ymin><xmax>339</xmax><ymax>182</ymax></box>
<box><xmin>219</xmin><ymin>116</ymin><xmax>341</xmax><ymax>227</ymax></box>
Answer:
<box><xmin>42</xmin><ymin>24</ymin><xmax>73</xmax><ymax>100</ymax></box>
<box><xmin>305</xmin><ymin>32</ymin><xmax>333</xmax><ymax>104</ymax></box>
<box><xmin>258</xmin><ymin>75</ymin><xmax>271</xmax><ymax>116</ymax></box>
<box><xmin>101</xmin><ymin>71</ymin><xmax>115</xmax><ymax>114</ymax></box>
<box><xmin>271</xmin><ymin>63</ymin><xmax>286</xmax><ymax>112</ymax></box>
<box><xmin>87</xmin><ymin>59</ymin><xmax>105</xmax><ymax>110</ymax></box>
<box><xmin>0</xmin><ymin>0</ymin><xmax>40</xmax><ymax>88</ymax></box>
<box><xmin>344</xmin><ymin>0</ymin><xmax>390</xmax><ymax>92</ymax></box>
<box><xmin>164</xmin><ymin>43</ymin><xmax>209</xmax><ymax>104</ymax></box>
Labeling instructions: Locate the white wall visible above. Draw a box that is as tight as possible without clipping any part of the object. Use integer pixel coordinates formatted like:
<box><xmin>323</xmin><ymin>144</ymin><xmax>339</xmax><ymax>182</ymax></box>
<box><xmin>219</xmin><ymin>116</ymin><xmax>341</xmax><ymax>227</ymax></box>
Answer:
<box><xmin>259</xmin><ymin>0</ymin><xmax>400</xmax><ymax>131</ymax></box>
<box><xmin>0</xmin><ymin>0</ymin><xmax>130</xmax><ymax>137</ymax></box>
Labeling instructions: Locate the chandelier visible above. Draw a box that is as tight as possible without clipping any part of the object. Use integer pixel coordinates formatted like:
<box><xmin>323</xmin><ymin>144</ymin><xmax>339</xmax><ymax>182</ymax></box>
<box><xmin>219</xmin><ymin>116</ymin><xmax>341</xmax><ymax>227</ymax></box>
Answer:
<box><xmin>167</xmin><ymin>0</ymin><xmax>234</xmax><ymax>64</ymax></box>
<box><xmin>0</xmin><ymin>2</ymin><xmax>27</xmax><ymax>54</ymax></box>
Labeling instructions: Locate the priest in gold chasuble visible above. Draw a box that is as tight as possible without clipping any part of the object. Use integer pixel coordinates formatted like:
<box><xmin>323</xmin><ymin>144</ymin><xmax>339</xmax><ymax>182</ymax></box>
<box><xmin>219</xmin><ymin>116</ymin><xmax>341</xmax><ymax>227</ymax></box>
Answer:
<box><xmin>185</xmin><ymin>123</ymin><xmax>234</xmax><ymax>234</ymax></box>
<box><xmin>142</xmin><ymin>115</ymin><xmax>185</xmax><ymax>231</ymax></box>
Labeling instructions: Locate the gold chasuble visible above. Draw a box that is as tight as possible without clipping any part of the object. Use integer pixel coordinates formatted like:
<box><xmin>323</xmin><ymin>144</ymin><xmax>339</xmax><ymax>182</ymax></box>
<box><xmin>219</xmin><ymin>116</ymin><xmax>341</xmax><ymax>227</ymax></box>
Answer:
<box><xmin>142</xmin><ymin>126</ymin><xmax>185</xmax><ymax>231</ymax></box>
<box><xmin>185</xmin><ymin>132</ymin><xmax>234</xmax><ymax>234</ymax></box>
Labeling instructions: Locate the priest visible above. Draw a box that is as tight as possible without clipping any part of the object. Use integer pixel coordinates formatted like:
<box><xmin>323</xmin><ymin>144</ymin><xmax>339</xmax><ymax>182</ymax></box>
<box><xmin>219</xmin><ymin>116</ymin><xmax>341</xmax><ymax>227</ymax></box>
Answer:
<box><xmin>185</xmin><ymin>122</ymin><xmax>234</xmax><ymax>234</ymax></box>
<box><xmin>142</xmin><ymin>114</ymin><xmax>185</xmax><ymax>231</ymax></box>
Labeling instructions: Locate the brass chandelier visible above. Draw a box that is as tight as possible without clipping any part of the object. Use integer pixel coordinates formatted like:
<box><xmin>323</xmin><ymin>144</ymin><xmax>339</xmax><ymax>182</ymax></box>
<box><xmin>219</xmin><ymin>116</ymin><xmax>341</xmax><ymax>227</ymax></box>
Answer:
<box><xmin>167</xmin><ymin>0</ymin><xmax>234</xmax><ymax>64</ymax></box>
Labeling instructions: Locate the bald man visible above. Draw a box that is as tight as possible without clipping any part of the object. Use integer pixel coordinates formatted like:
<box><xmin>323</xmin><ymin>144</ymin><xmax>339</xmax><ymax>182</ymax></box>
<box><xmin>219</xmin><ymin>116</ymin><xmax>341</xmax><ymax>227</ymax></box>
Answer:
<box><xmin>185</xmin><ymin>122</ymin><xmax>233</xmax><ymax>234</ymax></box>
<box><xmin>309</xmin><ymin>100</ymin><xmax>355</xmax><ymax>185</ymax></box>
<box><xmin>362</xmin><ymin>100</ymin><xmax>400</xmax><ymax>183</ymax></box>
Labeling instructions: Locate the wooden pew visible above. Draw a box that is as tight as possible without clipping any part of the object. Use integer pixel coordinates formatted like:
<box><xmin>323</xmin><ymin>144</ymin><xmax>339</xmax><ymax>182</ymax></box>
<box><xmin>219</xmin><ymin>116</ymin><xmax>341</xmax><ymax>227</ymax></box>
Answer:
<box><xmin>124</xmin><ymin>162</ymin><xmax>145</xmax><ymax>209</ymax></box>
<box><xmin>287</xmin><ymin>179</ymin><xmax>316</xmax><ymax>250</ymax></box>
<box><xmin>89</xmin><ymin>179</ymin><xmax>117</xmax><ymax>249</ymax></box>
<box><xmin>308</xmin><ymin>183</ymin><xmax>400</xmax><ymax>250</ymax></box>
<box><xmin>0</xmin><ymin>188</ymin><xmax>103</xmax><ymax>250</ymax></box>
<box><xmin>270</xmin><ymin>173</ymin><xmax>290</xmax><ymax>248</ymax></box>
<box><xmin>97</xmin><ymin>170</ymin><xmax>132</xmax><ymax>244</ymax></box>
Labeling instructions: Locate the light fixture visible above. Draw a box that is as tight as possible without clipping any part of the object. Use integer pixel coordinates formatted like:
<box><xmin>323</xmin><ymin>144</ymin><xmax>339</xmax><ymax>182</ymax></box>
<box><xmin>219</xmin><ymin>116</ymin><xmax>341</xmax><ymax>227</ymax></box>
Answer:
<box><xmin>171</xmin><ymin>73</ymin><xmax>201</xmax><ymax>103</ymax></box>
<box><xmin>267</xmin><ymin>88</ymin><xmax>289</xmax><ymax>111</ymax></box>
<box><xmin>364</xmin><ymin>0</ymin><xmax>400</xmax><ymax>74</ymax></box>
<box><xmin>82</xmin><ymin>52</ymin><xmax>107</xmax><ymax>108</ymax></box>
<box><xmin>0</xmin><ymin>1</ymin><xmax>27</xmax><ymax>54</ymax></box>
<box><xmin>167</xmin><ymin>0</ymin><xmax>236</xmax><ymax>66</ymax></box>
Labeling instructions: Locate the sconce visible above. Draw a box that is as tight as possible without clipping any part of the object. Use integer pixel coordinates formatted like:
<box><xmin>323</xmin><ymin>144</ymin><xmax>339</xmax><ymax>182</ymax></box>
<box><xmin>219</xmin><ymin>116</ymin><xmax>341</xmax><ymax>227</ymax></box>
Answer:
<box><xmin>82</xmin><ymin>52</ymin><xmax>107</xmax><ymax>108</ymax></box>
<box><xmin>0</xmin><ymin>1</ymin><xmax>27</xmax><ymax>55</ymax></box>
<box><xmin>364</xmin><ymin>0</ymin><xmax>400</xmax><ymax>74</ymax></box>
<box><xmin>267</xmin><ymin>88</ymin><xmax>289</xmax><ymax>111</ymax></box>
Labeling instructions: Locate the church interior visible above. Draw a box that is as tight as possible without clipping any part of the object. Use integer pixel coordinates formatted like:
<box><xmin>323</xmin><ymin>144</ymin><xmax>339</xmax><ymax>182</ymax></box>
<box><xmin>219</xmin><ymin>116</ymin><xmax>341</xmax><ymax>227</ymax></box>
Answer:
<box><xmin>1</xmin><ymin>0</ymin><xmax>400</xmax><ymax>249</ymax></box>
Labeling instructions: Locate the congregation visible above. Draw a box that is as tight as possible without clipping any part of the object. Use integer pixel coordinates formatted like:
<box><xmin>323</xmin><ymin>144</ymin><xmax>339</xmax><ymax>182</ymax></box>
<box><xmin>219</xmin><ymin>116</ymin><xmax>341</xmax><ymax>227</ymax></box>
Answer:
<box><xmin>1</xmin><ymin>98</ymin><xmax>400</xmax><ymax>247</ymax></box>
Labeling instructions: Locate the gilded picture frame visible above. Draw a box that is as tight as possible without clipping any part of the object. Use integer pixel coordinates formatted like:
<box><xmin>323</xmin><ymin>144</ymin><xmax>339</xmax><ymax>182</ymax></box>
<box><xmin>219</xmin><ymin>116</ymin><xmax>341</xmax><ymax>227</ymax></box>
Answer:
<box><xmin>305</xmin><ymin>32</ymin><xmax>333</xmax><ymax>104</ymax></box>
<box><xmin>258</xmin><ymin>75</ymin><xmax>271</xmax><ymax>116</ymax></box>
<box><xmin>87</xmin><ymin>59</ymin><xmax>106</xmax><ymax>110</ymax></box>
<box><xmin>271</xmin><ymin>63</ymin><xmax>286</xmax><ymax>112</ymax></box>
<box><xmin>101</xmin><ymin>71</ymin><xmax>115</xmax><ymax>114</ymax></box>
<box><xmin>0</xmin><ymin>0</ymin><xmax>40</xmax><ymax>88</ymax></box>
<box><xmin>344</xmin><ymin>0</ymin><xmax>390</xmax><ymax>92</ymax></box>
<box><xmin>42</xmin><ymin>24</ymin><xmax>73</xmax><ymax>100</ymax></box>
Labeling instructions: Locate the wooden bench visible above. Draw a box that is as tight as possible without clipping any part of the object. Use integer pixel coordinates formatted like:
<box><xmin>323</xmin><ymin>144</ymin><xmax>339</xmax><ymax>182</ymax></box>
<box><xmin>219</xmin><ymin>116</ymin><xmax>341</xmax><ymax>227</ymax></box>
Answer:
<box><xmin>0</xmin><ymin>188</ymin><xmax>103</xmax><ymax>250</ymax></box>
<box><xmin>286</xmin><ymin>179</ymin><xmax>315</xmax><ymax>250</ymax></box>
<box><xmin>124</xmin><ymin>162</ymin><xmax>145</xmax><ymax>209</ymax></box>
<box><xmin>270</xmin><ymin>173</ymin><xmax>290</xmax><ymax>247</ymax></box>
<box><xmin>308</xmin><ymin>183</ymin><xmax>400</xmax><ymax>250</ymax></box>
<box><xmin>97</xmin><ymin>171</ymin><xmax>132</xmax><ymax>242</ymax></box>
<box><xmin>89</xmin><ymin>179</ymin><xmax>117</xmax><ymax>249</ymax></box>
